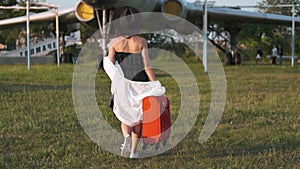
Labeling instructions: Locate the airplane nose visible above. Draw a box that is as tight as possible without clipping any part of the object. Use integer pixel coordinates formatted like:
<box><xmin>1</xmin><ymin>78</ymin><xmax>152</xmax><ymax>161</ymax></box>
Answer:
<box><xmin>82</xmin><ymin>0</ymin><xmax>117</xmax><ymax>8</ymax></box>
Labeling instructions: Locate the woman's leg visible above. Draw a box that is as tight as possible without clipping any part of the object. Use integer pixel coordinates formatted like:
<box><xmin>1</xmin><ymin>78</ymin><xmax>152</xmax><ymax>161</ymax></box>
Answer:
<box><xmin>120</xmin><ymin>123</ymin><xmax>132</xmax><ymax>157</ymax></box>
<box><xmin>121</xmin><ymin>122</ymin><xmax>132</xmax><ymax>137</ymax></box>
<box><xmin>121</xmin><ymin>122</ymin><xmax>142</xmax><ymax>157</ymax></box>
<box><xmin>131</xmin><ymin>123</ymin><xmax>142</xmax><ymax>154</ymax></box>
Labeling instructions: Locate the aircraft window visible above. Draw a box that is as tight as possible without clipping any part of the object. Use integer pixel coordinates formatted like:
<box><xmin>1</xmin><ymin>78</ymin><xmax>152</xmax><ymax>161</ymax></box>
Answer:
<box><xmin>43</xmin><ymin>45</ymin><xmax>46</xmax><ymax>51</ymax></box>
<box><xmin>53</xmin><ymin>42</ymin><xmax>56</xmax><ymax>48</ymax></box>
<box><xmin>25</xmin><ymin>50</ymin><xmax>28</xmax><ymax>56</ymax></box>
<box><xmin>20</xmin><ymin>52</ymin><xmax>23</xmax><ymax>57</ymax></box>
<box><xmin>36</xmin><ymin>47</ymin><xmax>41</xmax><ymax>53</ymax></box>
<box><xmin>31</xmin><ymin>49</ymin><xmax>34</xmax><ymax>55</ymax></box>
<box><xmin>48</xmin><ymin>44</ymin><xmax>52</xmax><ymax>49</ymax></box>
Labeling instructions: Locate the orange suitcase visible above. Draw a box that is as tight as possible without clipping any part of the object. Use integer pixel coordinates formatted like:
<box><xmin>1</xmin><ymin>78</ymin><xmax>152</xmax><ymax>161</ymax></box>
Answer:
<box><xmin>142</xmin><ymin>96</ymin><xmax>171</xmax><ymax>149</ymax></box>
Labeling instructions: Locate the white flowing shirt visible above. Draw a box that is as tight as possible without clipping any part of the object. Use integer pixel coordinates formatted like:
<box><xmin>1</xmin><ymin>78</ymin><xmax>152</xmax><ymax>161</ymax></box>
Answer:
<box><xmin>103</xmin><ymin>57</ymin><xmax>165</xmax><ymax>126</ymax></box>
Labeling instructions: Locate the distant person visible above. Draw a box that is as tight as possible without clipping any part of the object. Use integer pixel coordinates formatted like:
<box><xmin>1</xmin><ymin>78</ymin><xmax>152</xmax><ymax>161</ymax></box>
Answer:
<box><xmin>271</xmin><ymin>45</ymin><xmax>278</xmax><ymax>65</ymax></box>
<box><xmin>256</xmin><ymin>47</ymin><xmax>263</xmax><ymax>64</ymax></box>
<box><xmin>225</xmin><ymin>50</ymin><xmax>233</xmax><ymax>65</ymax></box>
<box><xmin>279</xmin><ymin>45</ymin><xmax>283</xmax><ymax>65</ymax></box>
<box><xmin>225</xmin><ymin>47</ymin><xmax>236</xmax><ymax>65</ymax></box>
<box><xmin>231</xmin><ymin>47</ymin><xmax>241</xmax><ymax>65</ymax></box>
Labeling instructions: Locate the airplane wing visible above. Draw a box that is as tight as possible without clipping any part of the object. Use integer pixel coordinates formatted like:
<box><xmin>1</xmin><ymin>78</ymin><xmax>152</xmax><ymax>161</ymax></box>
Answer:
<box><xmin>71</xmin><ymin>0</ymin><xmax>300</xmax><ymax>35</ymax></box>
<box><xmin>0</xmin><ymin>7</ymin><xmax>77</xmax><ymax>29</ymax></box>
<box><xmin>162</xmin><ymin>1</ymin><xmax>300</xmax><ymax>29</ymax></box>
<box><xmin>77</xmin><ymin>0</ymin><xmax>300</xmax><ymax>25</ymax></box>
<box><xmin>205</xmin><ymin>6</ymin><xmax>299</xmax><ymax>26</ymax></box>
<box><xmin>1</xmin><ymin>0</ymin><xmax>299</xmax><ymax>51</ymax></box>
<box><xmin>1</xmin><ymin>0</ymin><xmax>298</xmax><ymax>31</ymax></box>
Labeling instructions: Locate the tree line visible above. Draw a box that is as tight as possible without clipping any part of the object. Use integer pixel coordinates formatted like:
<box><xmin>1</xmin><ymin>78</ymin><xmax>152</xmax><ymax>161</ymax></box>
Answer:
<box><xmin>1</xmin><ymin>0</ymin><xmax>299</xmax><ymax>60</ymax></box>
<box><xmin>238</xmin><ymin>0</ymin><xmax>300</xmax><ymax>59</ymax></box>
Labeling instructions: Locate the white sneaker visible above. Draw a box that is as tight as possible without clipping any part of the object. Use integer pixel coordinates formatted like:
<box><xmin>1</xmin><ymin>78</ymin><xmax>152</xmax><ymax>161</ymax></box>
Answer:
<box><xmin>120</xmin><ymin>135</ymin><xmax>131</xmax><ymax>157</ymax></box>
<box><xmin>129</xmin><ymin>152</ymin><xmax>139</xmax><ymax>159</ymax></box>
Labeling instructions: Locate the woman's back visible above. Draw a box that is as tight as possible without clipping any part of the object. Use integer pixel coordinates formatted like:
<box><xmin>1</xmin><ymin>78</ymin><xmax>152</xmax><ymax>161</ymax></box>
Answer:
<box><xmin>110</xmin><ymin>35</ymin><xmax>145</xmax><ymax>53</ymax></box>
<box><xmin>108</xmin><ymin>35</ymin><xmax>156</xmax><ymax>81</ymax></box>
<box><xmin>115</xmin><ymin>52</ymin><xmax>149</xmax><ymax>82</ymax></box>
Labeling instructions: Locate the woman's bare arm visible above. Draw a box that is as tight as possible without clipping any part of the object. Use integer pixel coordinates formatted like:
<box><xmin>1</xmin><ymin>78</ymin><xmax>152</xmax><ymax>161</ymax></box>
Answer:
<box><xmin>141</xmin><ymin>38</ymin><xmax>156</xmax><ymax>81</ymax></box>
<box><xmin>107</xmin><ymin>48</ymin><xmax>116</xmax><ymax>64</ymax></box>
<box><xmin>107</xmin><ymin>40</ymin><xmax>117</xmax><ymax>64</ymax></box>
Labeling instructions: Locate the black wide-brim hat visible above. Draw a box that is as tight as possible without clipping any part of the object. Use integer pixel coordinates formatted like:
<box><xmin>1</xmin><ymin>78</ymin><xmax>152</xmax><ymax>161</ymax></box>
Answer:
<box><xmin>112</xmin><ymin>6</ymin><xmax>143</xmax><ymax>36</ymax></box>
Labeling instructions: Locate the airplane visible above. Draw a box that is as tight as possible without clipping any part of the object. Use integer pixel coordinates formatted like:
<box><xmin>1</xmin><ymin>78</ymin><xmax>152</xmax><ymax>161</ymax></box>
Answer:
<box><xmin>73</xmin><ymin>0</ymin><xmax>300</xmax><ymax>52</ymax></box>
<box><xmin>0</xmin><ymin>0</ymin><xmax>299</xmax><ymax>60</ymax></box>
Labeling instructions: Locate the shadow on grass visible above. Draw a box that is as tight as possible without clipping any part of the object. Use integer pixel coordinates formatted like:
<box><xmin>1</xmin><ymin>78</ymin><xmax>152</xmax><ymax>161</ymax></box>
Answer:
<box><xmin>172</xmin><ymin>132</ymin><xmax>300</xmax><ymax>160</ymax></box>
<box><xmin>0</xmin><ymin>83</ymin><xmax>72</xmax><ymax>92</ymax></box>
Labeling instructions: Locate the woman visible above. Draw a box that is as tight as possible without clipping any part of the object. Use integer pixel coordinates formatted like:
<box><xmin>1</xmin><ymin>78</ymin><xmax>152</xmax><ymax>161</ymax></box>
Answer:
<box><xmin>271</xmin><ymin>45</ymin><xmax>278</xmax><ymax>65</ymax></box>
<box><xmin>104</xmin><ymin>6</ymin><xmax>163</xmax><ymax>158</ymax></box>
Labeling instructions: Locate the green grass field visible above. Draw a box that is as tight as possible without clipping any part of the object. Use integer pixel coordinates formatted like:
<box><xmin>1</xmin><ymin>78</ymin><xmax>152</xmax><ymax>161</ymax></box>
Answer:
<box><xmin>0</xmin><ymin>62</ymin><xmax>299</xmax><ymax>168</ymax></box>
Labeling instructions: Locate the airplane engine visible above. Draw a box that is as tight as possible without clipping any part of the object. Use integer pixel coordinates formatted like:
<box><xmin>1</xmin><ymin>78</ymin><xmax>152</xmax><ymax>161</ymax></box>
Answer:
<box><xmin>161</xmin><ymin>0</ymin><xmax>193</xmax><ymax>34</ymax></box>
<box><xmin>162</xmin><ymin>0</ymin><xmax>187</xmax><ymax>19</ymax></box>
<box><xmin>75</xmin><ymin>1</ymin><xmax>94</xmax><ymax>23</ymax></box>
<box><xmin>82</xmin><ymin>0</ymin><xmax>116</xmax><ymax>9</ymax></box>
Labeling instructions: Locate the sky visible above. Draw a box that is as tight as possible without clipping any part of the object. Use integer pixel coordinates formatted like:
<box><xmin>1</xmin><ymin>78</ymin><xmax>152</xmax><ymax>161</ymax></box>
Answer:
<box><xmin>45</xmin><ymin>0</ymin><xmax>261</xmax><ymax>10</ymax></box>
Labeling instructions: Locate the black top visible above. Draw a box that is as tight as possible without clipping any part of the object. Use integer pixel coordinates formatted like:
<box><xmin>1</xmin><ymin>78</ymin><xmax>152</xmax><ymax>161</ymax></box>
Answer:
<box><xmin>115</xmin><ymin>52</ymin><xmax>149</xmax><ymax>82</ymax></box>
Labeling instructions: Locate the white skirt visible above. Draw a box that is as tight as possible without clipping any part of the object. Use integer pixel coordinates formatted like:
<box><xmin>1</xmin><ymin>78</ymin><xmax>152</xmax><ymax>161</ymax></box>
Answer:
<box><xmin>103</xmin><ymin>57</ymin><xmax>165</xmax><ymax>126</ymax></box>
